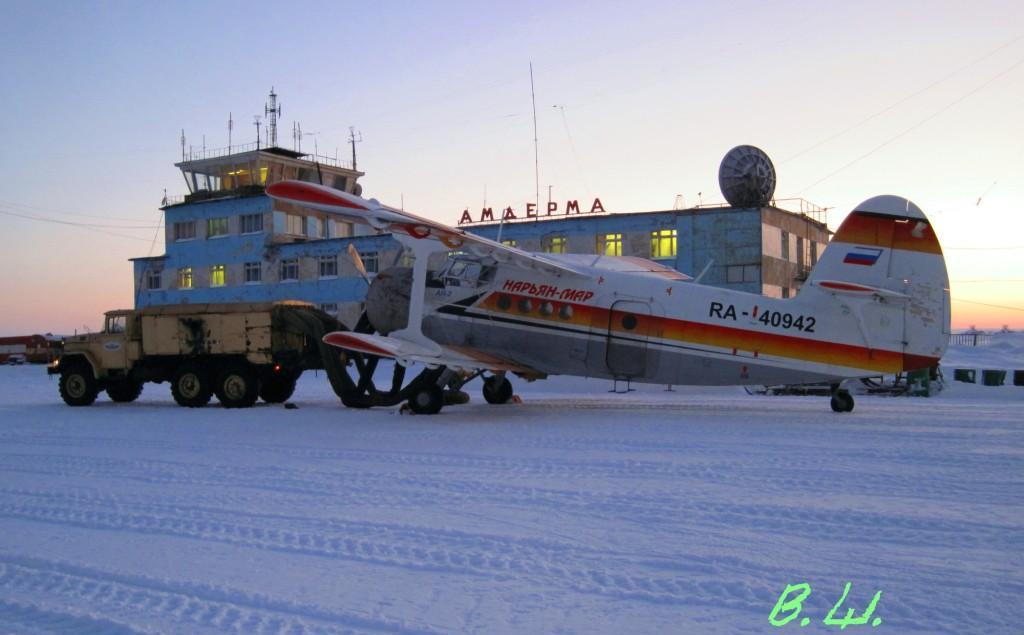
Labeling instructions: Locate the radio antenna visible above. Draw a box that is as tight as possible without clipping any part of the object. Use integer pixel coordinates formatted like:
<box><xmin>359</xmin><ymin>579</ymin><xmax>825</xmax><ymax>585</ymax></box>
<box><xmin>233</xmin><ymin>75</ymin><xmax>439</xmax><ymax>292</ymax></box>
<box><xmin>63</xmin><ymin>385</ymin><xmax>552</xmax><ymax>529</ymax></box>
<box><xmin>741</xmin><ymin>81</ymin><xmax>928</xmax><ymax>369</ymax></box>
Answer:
<box><xmin>265</xmin><ymin>87</ymin><xmax>281</xmax><ymax>147</ymax></box>
<box><xmin>530</xmin><ymin>62</ymin><xmax>540</xmax><ymax>212</ymax></box>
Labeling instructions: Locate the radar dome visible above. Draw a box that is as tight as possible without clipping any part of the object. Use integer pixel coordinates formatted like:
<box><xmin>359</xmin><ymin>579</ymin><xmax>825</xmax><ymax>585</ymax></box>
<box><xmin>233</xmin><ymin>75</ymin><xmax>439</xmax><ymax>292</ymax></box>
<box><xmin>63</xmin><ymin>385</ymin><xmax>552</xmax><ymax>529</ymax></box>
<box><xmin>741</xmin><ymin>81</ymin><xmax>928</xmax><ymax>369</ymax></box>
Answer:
<box><xmin>718</xmin><ymin>145</ymin><xmax>776</xmax><ymax>208</ymax></box>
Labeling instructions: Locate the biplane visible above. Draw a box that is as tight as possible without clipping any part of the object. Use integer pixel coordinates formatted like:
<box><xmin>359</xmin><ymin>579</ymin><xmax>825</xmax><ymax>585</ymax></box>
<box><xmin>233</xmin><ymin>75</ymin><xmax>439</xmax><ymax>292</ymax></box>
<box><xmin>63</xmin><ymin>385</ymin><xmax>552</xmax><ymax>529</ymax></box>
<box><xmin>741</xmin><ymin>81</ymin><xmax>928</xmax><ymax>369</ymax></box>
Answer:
<box><xmin>267</xmin><ymin>181</ymin><xmax>949</xmax><ymax>414</ymax></box>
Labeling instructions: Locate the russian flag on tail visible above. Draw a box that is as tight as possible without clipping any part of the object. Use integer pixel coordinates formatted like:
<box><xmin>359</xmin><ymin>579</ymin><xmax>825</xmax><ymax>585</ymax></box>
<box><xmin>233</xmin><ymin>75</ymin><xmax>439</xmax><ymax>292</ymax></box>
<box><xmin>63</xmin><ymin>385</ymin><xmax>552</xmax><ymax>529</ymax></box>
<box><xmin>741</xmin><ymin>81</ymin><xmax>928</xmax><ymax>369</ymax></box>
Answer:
<box><xmin>843</xmin><ymin>246</ymin><xmax>884</xmax><ymax>266</ymax></box>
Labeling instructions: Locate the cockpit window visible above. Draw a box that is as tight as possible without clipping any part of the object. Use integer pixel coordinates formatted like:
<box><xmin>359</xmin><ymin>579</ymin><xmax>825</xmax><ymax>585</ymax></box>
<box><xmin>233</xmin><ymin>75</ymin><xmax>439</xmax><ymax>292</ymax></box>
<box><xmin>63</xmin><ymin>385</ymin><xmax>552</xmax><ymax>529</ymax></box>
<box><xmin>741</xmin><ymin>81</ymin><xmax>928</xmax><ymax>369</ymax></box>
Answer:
<box><xmin>441</xmin><ymin>257</ymin><xmax>495</xmax><ymax>287</ymax></box>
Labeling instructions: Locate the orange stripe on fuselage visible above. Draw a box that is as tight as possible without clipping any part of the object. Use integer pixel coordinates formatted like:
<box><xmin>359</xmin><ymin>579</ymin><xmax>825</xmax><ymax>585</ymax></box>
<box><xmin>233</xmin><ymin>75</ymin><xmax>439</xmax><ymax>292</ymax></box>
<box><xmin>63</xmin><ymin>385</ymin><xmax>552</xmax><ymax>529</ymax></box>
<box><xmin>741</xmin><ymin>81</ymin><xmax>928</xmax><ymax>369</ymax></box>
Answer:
<box><xmin>833</xmin><ymin>212</ymin><xmax>942</xmax><ymax>255</ymax></box>
<box><xmin>476</xmin><ymin>292</ymin><xmax>915</xmax><ymax>374</ymax></box>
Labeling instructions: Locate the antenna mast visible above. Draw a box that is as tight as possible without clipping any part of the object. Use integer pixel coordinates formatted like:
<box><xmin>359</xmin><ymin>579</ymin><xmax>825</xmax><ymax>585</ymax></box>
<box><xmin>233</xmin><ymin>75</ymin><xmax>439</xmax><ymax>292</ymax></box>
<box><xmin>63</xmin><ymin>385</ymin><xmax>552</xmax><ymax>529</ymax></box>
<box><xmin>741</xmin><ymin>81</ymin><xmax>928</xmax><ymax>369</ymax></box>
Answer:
<box><xmin>265</xmin><ymin>87</ymin><xmax>281</xmax><ymax>147</ymax></box>
<box><xmin>348</xmin><ymin>126</ymin><xmax>363</xmax><ymax>170</ymax></box>
<box><xmin>530</xmin><ymin>62</ymin><xmax>540</xmax><ymax>212</ymax></box>
<box><xmin>180</xmin><ymin>129</ymin><xmax>186</xmax><ymax>161</ymax></box>
<box><xmin>253</xmin><ymin>115</ymin><xmax>262</xmax><ymax>150</ymax></box>
<box><xmin>228</xmin><ymin>113</ymin><xmax>233</xmax><ymax>154</ymax></box>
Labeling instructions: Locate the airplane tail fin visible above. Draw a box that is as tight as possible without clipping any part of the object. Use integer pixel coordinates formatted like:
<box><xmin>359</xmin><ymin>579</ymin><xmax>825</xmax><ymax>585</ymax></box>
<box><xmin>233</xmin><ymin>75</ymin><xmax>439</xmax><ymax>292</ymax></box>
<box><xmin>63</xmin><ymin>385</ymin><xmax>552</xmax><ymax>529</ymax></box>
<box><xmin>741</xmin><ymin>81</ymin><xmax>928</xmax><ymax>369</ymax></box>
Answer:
<box><xmin>805</xmin><ymin>195</ymin><xmax>950</xmax><ymax>371</ymax></box>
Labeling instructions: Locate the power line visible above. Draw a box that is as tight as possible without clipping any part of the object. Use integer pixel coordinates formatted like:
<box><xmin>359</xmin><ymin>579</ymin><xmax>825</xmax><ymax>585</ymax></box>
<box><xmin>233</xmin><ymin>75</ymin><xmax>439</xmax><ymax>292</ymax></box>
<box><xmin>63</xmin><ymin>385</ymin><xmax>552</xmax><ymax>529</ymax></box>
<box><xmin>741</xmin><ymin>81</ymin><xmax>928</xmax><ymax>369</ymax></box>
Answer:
<box><xmin>0</xmin><ymin>197</ymin><xmax>154</xmax><ymax>223</ymax></box>
<box><xmin>0</xmin><ymin>208</ymin><xmax>157</xmax><ymax>243</ymax></box>
<box><xmin>953</xmin><ymin>298</ymin><xmax>1024</xmax><ymax>312</ymax></box>
<box><xmin>782</xmin><ymin>35</ymin><xmax>1024</xmax><ymax>165</ymax></box>
<box><xmin>0</xmin><ymin>207</ymin><xmax>161</xmax><ymax>230</ymax></box>
<box><xmin>798</xmin><ymin>52</ymin><xmax>1024</xmax><ymax>194</ymax></box>
<box><xmin>946</xmin><ymin>245</ymin><xmax>1024</xmax><ymax>250</ymax></box>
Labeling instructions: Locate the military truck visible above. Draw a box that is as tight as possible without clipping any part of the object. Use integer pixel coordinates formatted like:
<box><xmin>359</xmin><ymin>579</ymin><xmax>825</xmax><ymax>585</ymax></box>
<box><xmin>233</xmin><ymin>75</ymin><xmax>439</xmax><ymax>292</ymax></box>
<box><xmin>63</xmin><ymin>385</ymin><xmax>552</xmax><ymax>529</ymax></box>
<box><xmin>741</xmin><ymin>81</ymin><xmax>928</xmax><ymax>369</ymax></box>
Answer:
<box><xmin>49</xmin><ymin>302</ymin><xmax>341</xmax><ymax>408</ymax></box>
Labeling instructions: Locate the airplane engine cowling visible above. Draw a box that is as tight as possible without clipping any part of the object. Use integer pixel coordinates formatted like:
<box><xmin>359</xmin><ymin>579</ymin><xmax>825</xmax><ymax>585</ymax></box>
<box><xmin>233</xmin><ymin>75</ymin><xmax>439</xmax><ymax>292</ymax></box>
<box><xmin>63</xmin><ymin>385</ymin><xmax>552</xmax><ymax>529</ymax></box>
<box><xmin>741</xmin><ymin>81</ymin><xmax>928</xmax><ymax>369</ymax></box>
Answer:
<box><xmin>365</xmin><ymin>267</ymin><xmax>412</xmax><ymax>334</ymax></box>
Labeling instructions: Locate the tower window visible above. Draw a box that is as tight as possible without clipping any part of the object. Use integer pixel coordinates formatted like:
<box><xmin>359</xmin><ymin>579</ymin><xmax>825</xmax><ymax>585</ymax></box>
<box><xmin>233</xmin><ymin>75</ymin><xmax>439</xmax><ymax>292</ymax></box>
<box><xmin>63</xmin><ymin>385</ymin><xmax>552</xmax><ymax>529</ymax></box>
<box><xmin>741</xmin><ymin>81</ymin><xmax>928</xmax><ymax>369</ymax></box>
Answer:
<box><xmin>207</xmin><ymin>217</ymin><xmax>229</xmax><ymax>238</ymax></box>
<box><xmin>173</xmin><ymin>221</ymin><xmax>196</xmax><ymax>241</ymax></box>
<box><xmin>209</xmin><ymin>264</ymin><xmax>226</xmax><ymax>287</ymax></box>
<box><xmin>244</xmin><ymin>262</ymin><xmax>262</xmax><ymax>284</ymax></box>
<box><xmin>240</xmin><ymin>213</ymin><xmax>264</xmax><ymax>234</ymax></box>
<box><xmin>319</xmin><ymin>255</ymin><xmax>338</xmax><ymax>278</ymax></box>
<box><xmin>177</xmin><ymin>267</ymin><xmax>193</xmax><ymax>289</ymax></box>
<box><xmin>280</xmin><ymin>258</ymin><xmax>299</xmax><ymax>281</ymax></box>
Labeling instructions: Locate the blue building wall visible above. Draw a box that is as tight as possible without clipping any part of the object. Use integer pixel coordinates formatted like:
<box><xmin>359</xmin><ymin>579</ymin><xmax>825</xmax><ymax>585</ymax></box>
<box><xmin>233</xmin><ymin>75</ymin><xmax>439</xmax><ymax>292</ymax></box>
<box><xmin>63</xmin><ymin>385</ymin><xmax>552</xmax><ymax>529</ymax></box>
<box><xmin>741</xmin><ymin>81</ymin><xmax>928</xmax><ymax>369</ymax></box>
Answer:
<box><xmin>134</xmin><ymin>196</ymin><xmax>777</xmax><ymax>315</ymax></box>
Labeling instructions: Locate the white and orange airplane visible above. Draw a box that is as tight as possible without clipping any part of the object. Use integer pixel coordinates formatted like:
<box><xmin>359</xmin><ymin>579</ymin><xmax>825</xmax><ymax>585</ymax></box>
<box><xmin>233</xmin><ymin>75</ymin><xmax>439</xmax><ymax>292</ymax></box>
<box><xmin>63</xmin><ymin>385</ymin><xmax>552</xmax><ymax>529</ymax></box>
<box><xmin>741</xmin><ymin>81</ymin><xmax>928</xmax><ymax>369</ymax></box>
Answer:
<box><xmin>267</xmin><ymin>181</ymin><xmax>950</xmax><ymax>414</ymax></box>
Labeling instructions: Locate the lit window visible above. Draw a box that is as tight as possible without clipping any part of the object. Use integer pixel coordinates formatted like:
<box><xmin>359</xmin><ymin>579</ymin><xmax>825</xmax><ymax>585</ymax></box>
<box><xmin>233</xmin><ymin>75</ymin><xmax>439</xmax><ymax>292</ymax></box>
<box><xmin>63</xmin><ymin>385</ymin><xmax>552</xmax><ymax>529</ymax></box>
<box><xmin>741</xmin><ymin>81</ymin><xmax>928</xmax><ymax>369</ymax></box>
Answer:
<box><xmin>501</xmin><ymin>239</ymin><xmax>517</xmax><ymax>248</ymax></box>
<box><xmin>207</xmin><ymin>217</ymin><xmax>229</xmax><ymax>238</ymax></box>
<box><xmin>244</xmin><ymin>262</ymin><xmax>261</xmax><ymax>284</ymax></box>
<box><xmin>597</xmin><ymin>233</ymin><xmax>622</xmax><ymax>257</ymax></box>
<box><xmin>177</xmin><ymin>267</ymin><xmax>193</xmax><ymax>289</ymax></box>
<box><xmin>146</xmin><ymin>270</ymin><xmax>161</xmax><ymax>290</ymax></box>
<box><xmin>542</xmin><ymin>235</ymin><xmax>567</xmax><ymax>254</ymax></box>
<box><xmin>651</xmin><ymin>229</ymin><xmax>677</xmax><ymax>259</ymax></box>
<box><xmin>240</xmin><ymin>213</ymin><xmax>263</xmax><ymax>234</ymax></box>
<box><xmin>209</xmin><ymin>264</ymin><xmax>226</xmax><ymax>287</ymax></box>
<box><xmin>362</xmin><ymin>251</ymin><xmax>379</xmax><ymax>273</ymax></box>
<box><xmin>319</xmin><ymin>255</ymin><xmax>338</xmax><ymax>278</ymax></box>
<box><xmin>280</xmin><ymin>258</ymin><xmax>299</xmax><ymax>281</ymax></box>
<box><xmin>173</xmin><ymin>221</ymin><xmax>196</xmax><ymax>241</ymax></box>
<box><xmin>286</xmin><ymin>214</ymin><xmax>304</xmax><ymax>235</ymax></box>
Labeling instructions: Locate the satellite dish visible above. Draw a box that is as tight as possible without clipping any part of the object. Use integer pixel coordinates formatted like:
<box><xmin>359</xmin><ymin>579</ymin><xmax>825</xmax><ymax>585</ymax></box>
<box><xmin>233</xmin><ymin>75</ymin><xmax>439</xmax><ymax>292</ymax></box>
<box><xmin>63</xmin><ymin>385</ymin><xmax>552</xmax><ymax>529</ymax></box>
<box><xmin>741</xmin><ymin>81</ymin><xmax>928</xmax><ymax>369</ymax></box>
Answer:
<box><xmin>352</xmin><ymin>183</ymin><xmax>363</xmax><ymax>197</ymax></box>
<box><xmin>718</xmin><ymin>145</ymin><xmax>776</xmax><ymax>208</ymax></box>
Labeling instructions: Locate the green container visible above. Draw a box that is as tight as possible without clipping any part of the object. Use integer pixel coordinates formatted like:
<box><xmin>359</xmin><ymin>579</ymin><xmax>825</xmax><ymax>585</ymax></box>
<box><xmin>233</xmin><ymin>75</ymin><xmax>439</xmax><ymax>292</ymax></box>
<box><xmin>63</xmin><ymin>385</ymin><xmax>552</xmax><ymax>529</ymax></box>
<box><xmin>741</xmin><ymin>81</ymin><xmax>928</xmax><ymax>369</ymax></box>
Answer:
<box><xmin>1014</xmin><ymin>370</ymin><xmax>1024</xmax><ymax>387</ymax></box>
<box><xmin>982</xmin><ymin>370</ymin><xmax>1006</xmax><ymax>386</ymax></box>
<box><xmin>953</xmin><ymin>369</ymin><xmax>976</xmax><ymax>383</ymax></box>
<box><xmin>907</xmin><ymin>367</ymin><xmax>931</xmax><ymax>396</ymax></box>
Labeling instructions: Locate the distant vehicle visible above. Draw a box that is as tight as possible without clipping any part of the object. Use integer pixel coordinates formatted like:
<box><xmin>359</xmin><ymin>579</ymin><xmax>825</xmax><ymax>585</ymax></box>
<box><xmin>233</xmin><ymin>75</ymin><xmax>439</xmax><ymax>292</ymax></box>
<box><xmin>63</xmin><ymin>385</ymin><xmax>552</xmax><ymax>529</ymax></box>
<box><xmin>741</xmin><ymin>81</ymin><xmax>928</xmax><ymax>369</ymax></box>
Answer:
<box><xmin>49</xmin><ymin>302</ymin><xmax>340</xmax><ymax>408</ymax></box>
<box><xmin>267</xmin><ymin>181</ymin><xmax>951</xmax><ymax>414</ymax></box>
<box><xmin>6</xmin><ymin>354</ymin><xmax>26</xmax><ymax>365</ymax></box>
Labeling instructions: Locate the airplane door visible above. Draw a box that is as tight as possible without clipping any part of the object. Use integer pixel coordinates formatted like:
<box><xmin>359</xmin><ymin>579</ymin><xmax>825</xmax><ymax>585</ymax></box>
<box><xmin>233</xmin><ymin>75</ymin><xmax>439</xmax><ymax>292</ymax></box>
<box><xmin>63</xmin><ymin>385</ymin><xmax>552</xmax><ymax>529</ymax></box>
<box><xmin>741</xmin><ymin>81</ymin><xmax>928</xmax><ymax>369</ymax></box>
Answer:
<box><xmin>605</xmin><ymin>300</ymin><xmax>652</xmax><ymax>378</ymax></box>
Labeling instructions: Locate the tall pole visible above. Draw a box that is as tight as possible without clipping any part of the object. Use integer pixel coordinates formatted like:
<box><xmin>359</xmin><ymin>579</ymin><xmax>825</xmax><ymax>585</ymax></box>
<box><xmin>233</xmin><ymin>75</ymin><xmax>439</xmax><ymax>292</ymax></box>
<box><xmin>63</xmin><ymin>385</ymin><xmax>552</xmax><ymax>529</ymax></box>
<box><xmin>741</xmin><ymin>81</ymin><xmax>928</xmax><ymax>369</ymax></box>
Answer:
<box><xmin>530</xmin><ymin>62</ymin><xmax>540</xmax><ymax>212</ymax></box>
<box><xmin>228</xmin><ymin>112</ymin><xmax>233</xmax><ymax>154</ymax></box>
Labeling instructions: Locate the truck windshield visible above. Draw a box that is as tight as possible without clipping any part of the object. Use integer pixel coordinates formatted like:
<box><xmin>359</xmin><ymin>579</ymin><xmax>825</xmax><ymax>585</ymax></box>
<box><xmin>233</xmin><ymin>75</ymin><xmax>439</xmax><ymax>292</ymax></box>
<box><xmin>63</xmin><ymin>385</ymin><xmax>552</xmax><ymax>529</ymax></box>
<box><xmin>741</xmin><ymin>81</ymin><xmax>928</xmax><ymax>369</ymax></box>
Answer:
<box><xmin>106</xmin><ymin>315</ymin><xmax>126</xmax><ymax>333</ymax></box>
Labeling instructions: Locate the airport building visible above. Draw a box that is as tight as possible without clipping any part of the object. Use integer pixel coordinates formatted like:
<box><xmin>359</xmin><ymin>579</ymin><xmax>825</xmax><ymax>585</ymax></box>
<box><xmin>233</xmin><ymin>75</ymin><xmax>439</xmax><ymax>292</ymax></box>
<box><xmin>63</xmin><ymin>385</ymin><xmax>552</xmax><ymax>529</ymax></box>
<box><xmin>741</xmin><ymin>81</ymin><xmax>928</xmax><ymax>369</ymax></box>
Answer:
<box><xmin>133</xmin><ymin>96</ymin><xmax>830</xmax><ymax>325</ymax></box>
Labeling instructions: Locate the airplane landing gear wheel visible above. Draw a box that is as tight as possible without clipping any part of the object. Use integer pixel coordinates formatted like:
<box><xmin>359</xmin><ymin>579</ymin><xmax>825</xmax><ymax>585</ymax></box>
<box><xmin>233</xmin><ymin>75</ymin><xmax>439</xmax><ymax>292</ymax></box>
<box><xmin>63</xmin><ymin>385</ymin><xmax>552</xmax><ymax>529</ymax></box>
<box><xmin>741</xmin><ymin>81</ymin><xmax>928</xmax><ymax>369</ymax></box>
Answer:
<box><xmin>482</xmin><ymin>375</ymin><xmax>513</xmax><ymax>405</ymax></box>
<box><xmin>407</xmin><ymin>385</ymin><xmax>444</xmax><ymax>415</ymax></box>
<box><xmin>830</xmin><ymin>390</ymin><xmax>855</xmax><ymax>413</ymax></box>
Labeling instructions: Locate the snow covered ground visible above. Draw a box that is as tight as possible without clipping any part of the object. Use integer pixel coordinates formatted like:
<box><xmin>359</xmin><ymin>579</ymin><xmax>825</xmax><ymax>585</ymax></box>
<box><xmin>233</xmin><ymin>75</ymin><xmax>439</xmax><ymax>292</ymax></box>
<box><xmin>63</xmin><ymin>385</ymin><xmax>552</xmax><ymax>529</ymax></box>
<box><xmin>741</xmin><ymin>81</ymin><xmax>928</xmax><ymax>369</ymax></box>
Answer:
<box><xmin>0</xmin><ymin>338</ymin><xmax>1022</xmax><ymax>634</ymax></box>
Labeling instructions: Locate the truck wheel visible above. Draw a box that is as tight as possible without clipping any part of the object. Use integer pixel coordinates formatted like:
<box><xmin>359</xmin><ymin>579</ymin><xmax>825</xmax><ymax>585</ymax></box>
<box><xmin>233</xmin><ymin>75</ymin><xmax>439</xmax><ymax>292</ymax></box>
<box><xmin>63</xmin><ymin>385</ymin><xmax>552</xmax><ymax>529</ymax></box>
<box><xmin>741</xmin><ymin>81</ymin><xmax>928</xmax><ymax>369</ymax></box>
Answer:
<box><xmin>171</xmin><ymin>364</ymin><xmax>212</xmax><ymax>407</ymax></box>
<box><xmin>215</xmin><ymin>364</ymin><xmax>259</xmax><ymax>408</ymax></box>
<box><xmin>259</xmin><ymin>375</ymin><xmax>298</xmax><ymax>403</ymax></box>
<box><xmin>107</xmin><ymin>379</ymin><xmax>143</xmax><ymax>403</ymax></box>
<box><xmin>482</xmin><ymin>376</ymin><xmax>513</xmax><ymax>404</ymax></box>
<box><xmin>59</xmin><ymin>366</ymin><xmax>99</xmax><ymax>406</ymax></box>
<box><xmin>407</xmin><ymin>385</ymin><xmax>444</xmax><ymax>415</ymax></box>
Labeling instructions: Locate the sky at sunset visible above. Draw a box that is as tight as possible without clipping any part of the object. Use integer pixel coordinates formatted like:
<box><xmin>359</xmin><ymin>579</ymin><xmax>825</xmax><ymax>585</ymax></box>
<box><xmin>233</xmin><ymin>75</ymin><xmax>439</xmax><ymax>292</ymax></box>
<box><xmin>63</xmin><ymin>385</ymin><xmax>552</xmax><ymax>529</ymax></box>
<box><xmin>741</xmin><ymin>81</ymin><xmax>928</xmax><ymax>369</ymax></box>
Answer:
<box><xmin>1</xmin><ymin>0</ymin><xmax>1021</xmax><ymax>334</ymax></box>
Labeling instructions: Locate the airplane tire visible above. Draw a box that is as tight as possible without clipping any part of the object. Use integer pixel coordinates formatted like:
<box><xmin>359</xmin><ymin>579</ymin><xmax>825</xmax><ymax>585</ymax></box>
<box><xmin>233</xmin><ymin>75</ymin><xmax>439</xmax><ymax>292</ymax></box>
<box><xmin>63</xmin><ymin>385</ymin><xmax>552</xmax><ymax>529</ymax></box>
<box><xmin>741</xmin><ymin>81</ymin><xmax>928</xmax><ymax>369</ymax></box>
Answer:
<box><xmin>830</xmin><ymin>391</ymin><xmax>855</xmax><ymax>413</ymax></box>
<box><xmin>107</xmin><ymin>379</ymin><xmax>143</xmax><ymax>403</ymax></box>
<box><xmin>215</xmin><ymin>363</ymin><xmax>260</xmax><ymax>409</ymax></box>
<box><xmin>482</xmin><ymin>376</ymin><xmax>513</xmax><ymax>405</ymax></box>
<box><xmin>59</xmin><ymin>365</ymin><xmax>99</xmax><ymax>407</ymax></box>
<box><xmin>171</xmin><ymin>364</ymin><xmax>213</xmax><ymax>408</ymax></box>
<box><xmin>408</xmin><ymin>385</ymin><xmax>444</xmax><ymax>415</ymax></box>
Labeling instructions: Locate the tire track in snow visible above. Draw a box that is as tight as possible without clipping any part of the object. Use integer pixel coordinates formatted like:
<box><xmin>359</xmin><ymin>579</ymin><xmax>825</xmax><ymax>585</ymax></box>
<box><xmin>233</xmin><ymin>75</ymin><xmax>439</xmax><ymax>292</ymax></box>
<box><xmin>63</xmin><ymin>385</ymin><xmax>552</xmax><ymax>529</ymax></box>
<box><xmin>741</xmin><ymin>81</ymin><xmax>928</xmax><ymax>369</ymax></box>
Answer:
<box><xmin>0</xmin><ymin>556</ymin><xmax>444</xmax><ymax>635</ymax></box>
<box><xmin>0</xmin><ymin>493</ymin><xmax>776</xmax><ymax>612</ymax></box>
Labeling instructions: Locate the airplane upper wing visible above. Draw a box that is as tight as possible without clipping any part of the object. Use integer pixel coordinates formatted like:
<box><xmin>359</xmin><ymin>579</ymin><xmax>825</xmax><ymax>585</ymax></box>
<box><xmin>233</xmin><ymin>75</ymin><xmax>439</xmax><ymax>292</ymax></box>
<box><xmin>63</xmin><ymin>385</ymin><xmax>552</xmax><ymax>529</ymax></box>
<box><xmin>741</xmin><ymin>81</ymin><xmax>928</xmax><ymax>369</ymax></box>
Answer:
<box><xmin>266</xmin><ymin>181</ymin><xmax>583</xmax><ymax>277</ymax></box>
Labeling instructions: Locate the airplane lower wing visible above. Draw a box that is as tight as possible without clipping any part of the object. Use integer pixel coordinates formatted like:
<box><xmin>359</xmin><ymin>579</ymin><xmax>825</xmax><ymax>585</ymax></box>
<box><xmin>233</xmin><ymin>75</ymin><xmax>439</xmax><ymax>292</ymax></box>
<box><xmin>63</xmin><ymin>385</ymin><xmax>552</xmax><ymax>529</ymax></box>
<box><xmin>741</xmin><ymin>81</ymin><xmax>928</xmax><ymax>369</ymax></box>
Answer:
<box><xmin>323</xmin><ymin>332</ymin><xmax>536</xmax><ymax>374</ymax></box>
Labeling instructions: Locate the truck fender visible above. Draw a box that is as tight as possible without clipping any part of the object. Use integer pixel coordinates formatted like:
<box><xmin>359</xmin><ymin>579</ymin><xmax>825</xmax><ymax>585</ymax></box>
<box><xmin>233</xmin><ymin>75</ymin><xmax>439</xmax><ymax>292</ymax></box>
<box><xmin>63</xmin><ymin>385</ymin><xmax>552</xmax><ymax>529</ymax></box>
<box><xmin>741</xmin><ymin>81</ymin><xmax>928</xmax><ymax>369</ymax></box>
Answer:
<box><xmin>59</xmin><ymin>353</ymin><xmax>101</xmax><ymax>379</ymax></box>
